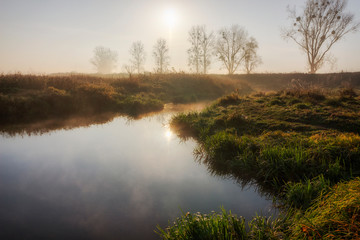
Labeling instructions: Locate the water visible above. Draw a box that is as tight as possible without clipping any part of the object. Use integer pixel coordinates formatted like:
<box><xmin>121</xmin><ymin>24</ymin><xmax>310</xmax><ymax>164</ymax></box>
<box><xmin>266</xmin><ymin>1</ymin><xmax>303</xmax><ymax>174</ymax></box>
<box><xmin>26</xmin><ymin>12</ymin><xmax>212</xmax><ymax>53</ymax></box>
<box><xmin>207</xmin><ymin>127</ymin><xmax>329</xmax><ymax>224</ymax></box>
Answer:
<box><xmin>0</xmin><ymin>105</ymin><xmax>273</xmax><ymax>240</ymax></box>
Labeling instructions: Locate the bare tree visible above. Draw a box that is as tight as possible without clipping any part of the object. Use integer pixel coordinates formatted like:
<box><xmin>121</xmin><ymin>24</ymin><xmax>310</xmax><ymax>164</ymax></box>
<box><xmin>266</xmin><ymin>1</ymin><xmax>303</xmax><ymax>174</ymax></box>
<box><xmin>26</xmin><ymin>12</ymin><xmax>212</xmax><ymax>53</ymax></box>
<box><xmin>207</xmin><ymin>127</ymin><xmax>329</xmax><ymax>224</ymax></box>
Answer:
<box><xmin>282</xmin><ymin>0</ymin><xmax>359</xmax><ymax>73</ymax></box>
<box><xmin>129</xmin><ymin>41</ymin><xmax>146</xmax><ymax>74</ymax></box>
<box><xmin>200</xmin><ymin>27</ymin><xmax>215</xmax><ymax>74</ymax></box>
<box><xmin>122</xmin><ymin>64</ymin><xmax>135</xmax><ymax>79</ymax></box>
<box><xmin>187</xmin><ymin>25</ymin><xmax>214</xmax><ymax>74</ymax></box>
<box><xmin>90</xmin><ymin>46</ymin><xmax>118</xmax><ymax>74</ymax></box>
<box><xmin>153</xmin><ymin>38</ymin><xmax>170</xmax><ymax>73</ymax></box>
<box><xmin>187</xmin><ymin>26</ymin><xmax>201</xmax><ymax>73</ymax></box>
<box><xmin>243</xmin><ymin>37</ymin><xmax>262</xmax><ymax>74</ymax></box>
<box><xmin>214</xmin><ymin>25</ymin><xmax>248</xmax><ymax>75</ymax></box>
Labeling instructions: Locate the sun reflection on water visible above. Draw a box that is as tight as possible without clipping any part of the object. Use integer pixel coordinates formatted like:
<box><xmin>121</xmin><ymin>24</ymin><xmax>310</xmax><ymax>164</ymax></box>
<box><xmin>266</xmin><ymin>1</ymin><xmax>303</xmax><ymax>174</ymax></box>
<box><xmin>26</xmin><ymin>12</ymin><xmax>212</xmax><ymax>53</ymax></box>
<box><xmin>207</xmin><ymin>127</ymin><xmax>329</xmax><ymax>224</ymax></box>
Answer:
<box><xmin>165</xmin><ymin>128</ymin><xmax>173</xmax><ymax>140</ymax></box>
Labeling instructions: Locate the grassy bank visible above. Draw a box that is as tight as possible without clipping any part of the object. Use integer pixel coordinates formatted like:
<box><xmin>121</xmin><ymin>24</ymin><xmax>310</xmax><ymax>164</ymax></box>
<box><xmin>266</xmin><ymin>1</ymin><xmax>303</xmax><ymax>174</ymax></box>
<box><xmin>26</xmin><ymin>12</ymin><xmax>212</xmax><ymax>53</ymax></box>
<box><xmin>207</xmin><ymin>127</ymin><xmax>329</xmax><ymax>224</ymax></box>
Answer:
<box><xmin>162</xmin><ymin>88</ymin><xmax>360</xmax><ymax>239</ymax></box>
<box><xmin>0</xmin><ymin>73</ymin><xmax>252</xmax><ymax>124</ymax></box>
<box><xmin>157</xmin><ymin>178</ymin><xmax>360</xmax><ymax>239</ymax></box>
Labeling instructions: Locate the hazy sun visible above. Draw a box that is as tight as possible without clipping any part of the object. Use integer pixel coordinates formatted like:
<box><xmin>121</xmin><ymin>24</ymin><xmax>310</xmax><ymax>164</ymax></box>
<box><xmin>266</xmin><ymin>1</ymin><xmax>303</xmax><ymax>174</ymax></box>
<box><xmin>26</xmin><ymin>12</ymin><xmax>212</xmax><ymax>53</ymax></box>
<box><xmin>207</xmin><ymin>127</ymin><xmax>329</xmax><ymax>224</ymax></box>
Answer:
<box><xmin>163</xmin><ymin>8</ymin><xmax>178</xmax><ymax>28</ymax></box>
<box><xmin>165</xmin><ymin>129</ymin><xmax>173</xmax><ymax>140</ymax></box>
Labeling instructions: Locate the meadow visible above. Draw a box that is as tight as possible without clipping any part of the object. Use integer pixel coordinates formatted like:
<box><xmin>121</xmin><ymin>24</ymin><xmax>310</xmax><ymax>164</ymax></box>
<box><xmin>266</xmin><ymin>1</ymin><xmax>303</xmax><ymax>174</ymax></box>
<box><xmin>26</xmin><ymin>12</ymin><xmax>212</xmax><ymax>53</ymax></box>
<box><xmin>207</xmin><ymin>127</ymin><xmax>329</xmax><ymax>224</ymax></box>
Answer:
<box><xmin>164</xmin><ymin>84</ymin><xmax>360</xmax><ymax>239</ymax></box>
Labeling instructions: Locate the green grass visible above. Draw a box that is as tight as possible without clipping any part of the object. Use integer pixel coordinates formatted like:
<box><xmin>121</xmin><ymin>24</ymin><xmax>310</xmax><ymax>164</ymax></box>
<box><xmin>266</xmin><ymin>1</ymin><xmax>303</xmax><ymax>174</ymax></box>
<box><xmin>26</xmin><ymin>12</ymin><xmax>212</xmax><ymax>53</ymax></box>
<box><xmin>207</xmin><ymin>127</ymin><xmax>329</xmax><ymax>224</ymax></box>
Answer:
<box><xmin>157</xmin><ymin>178</ymin><xmax>360</xmax><ymax>239</ymax></box>
<box><xmin>166</xmin><ymin>88</ymin><xmax>360</xmax><ymax>239</ymax></box>
<box><xmin>156</xmin><ymin>207</ymin><xmax>284</xmax><ymax>240</ymax></box>
<box><xmin>171</xmin><ymin>89</ymin><xmax>360</xmax><ymax>199</ymax></box>
<box><xmin>289</xmin><ymin>178</ymin><xmax>360</xmax><ymax>239</ymax></box>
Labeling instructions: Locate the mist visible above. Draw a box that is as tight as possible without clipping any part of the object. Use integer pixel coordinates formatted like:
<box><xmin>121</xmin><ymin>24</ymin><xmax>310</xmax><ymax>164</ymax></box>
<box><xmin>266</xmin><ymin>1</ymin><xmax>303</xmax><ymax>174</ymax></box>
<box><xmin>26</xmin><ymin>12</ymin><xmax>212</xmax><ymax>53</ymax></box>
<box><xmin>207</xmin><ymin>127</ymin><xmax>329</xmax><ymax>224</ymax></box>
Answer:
<box><xmin>1</xmin><ymin>0</ymin><xmax>359</xmax><ymax>74</ymax></box>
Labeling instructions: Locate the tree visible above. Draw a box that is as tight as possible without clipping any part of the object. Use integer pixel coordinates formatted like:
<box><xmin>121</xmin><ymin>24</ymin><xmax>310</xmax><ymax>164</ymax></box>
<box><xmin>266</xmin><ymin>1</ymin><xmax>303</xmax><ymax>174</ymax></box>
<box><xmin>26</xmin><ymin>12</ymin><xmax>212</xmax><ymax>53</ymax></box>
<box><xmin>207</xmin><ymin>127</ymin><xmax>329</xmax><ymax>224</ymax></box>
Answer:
<box><xmin>153</xmin><ymin>38</ymin><xmax>170</xmax><ymax>73</ymax></box>
<box><xmin>129</xmin><ymin>41</ymin><xmax>146</xmax><ymax>74</ymax></box>
<box><xmin>282</xmin><ymin>0</ymin><xmax>359</xmax><ymax>73</ymax></box>
<box><xmin>243</xmin><ymin>37</ymin><xmax>262</xmax><ymax>74</ymax></box>
<box><xmin>187</xmin><ymin>25</ymin><xmax>214</xmax><ymax>74</ymax></box>
<box><xmin>214</xmin><ymin>25</ymin><xmax>248</xmax><ymax>75</ymax></box>
<box><xmin>90</xmin><ymin>46</ymin><xmax>118</xmax><ymax>74</ymax></box>
<box><xmin>122</xmin><ymin>64</ymin><xmax>135</xmax><ymax>79</ymax></box>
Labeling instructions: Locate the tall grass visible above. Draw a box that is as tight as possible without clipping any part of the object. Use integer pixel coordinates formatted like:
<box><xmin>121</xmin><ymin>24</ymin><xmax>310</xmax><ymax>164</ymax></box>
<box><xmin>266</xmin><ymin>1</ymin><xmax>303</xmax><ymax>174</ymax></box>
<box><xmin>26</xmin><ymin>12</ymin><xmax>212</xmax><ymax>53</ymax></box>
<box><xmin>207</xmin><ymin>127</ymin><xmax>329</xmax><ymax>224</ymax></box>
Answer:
<box><xmin>157</xmin><ymin>179</ymin><xmax>360</xmax><ymax>239</ymax></box>
<box><xmin>156</xmin><ymin>208</ymin><xmax>283</xmax><ymax>240</ymax></box>
<box><xmin>290</xmin><ymin>178</ymin><xmax>360</xmax><ymax>239</ymax></box>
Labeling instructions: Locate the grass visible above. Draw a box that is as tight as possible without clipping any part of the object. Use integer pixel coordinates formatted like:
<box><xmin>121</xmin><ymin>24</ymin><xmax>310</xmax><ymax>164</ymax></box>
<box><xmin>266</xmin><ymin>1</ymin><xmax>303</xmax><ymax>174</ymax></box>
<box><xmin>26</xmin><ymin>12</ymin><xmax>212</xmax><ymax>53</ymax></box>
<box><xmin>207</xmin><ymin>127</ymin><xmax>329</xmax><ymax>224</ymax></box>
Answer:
<box><xmin>167</xmin><ymin>88</ymin><xmax>360</xmax><ymax>239</ymax></box>
<box><xmin>156</xmin><ymin>207</ymin><xmax>284</xmax><ymax>240</ymax></box>
<box><xmin>0</xmin><ymin>73</ymin><xmax>251</xmax><ymax>124</ymax></box>
<box><xmin>289</xmin><ymin>178</ymin><xmax>360</xmax><ymax>239</ymax></box>
<box><xmin>171</xmin><ymin>88</ymin><xmax>360</xmax><ymax>198</ymax></box>
<box><xmin>157</xmin><ymin>178</ymin><xmax>360</xmax><ymax>239</ymax></box>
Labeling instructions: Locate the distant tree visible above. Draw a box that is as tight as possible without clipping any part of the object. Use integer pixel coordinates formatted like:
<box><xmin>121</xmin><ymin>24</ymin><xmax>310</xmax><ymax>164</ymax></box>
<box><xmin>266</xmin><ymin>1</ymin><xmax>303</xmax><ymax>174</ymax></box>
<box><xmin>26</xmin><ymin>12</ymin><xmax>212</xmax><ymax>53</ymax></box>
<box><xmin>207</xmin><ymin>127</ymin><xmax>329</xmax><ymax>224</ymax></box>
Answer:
<box><xmin>90</xmin><ymin>46</ymin><xmax>118</xmax><ymax>74</ymax></box>
<box><xmin>129</xmin><ymin>41</ymin><xmax>146</xmax><ymax>74</ymax></box>
<box><xmin>200</xmin><ymin>27</ymin><xmax>215</xmax><ymax>74</ymax></box>
<box><xmin>187</xmin><ymin>26</ymin><xmax>201</xmax><ymax>73</ymax></box>
<box><xmin>153</xmin><ymin>38</ymin><xmax>170</xmax><ymax>73</ymax></box>
<box><xmin>243</xmin><ymin>37</ymin><xmax>262</xmax><ymax>74</ymax></box>
<box><xmin>122</xmin><ymin>64</ymin><xmax>135</xmax><ymax>79</ymax></box>
<box><xmin>282</xmin><ymin>0</ymin><xmax>359</xmax><ymax>73</ymax></box>
<box><xmin>187</xmin><ymin>25</ymin><xmax>214</xmax><ymax>74</ymax></box>
<box><xmin>214</xmin><ymin>25</ymin><xmax>248</xmax><ymax>75</ymax></box>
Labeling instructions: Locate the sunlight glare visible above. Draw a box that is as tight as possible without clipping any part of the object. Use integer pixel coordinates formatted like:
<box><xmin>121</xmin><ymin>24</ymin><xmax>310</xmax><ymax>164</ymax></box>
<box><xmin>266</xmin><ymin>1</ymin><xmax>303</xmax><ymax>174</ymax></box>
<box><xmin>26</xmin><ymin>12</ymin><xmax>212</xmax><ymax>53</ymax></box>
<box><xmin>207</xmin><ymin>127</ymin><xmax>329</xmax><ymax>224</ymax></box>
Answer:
<box><xmin>163</xmin><ymin>8</ymin><xmax>178</xmax><ymax>28</ymax></box>
<box><xmin>165</xmin><ymin>129</ymin><xmax>173</xmax><ymax>140</ymax></box>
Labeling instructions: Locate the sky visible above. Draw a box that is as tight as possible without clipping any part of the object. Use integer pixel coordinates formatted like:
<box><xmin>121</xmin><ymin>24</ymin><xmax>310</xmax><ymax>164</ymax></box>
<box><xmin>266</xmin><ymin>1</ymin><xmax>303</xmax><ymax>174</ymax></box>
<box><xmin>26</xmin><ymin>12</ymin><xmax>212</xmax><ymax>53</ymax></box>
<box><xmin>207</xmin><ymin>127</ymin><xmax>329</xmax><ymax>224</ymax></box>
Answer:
<box><xmin>0</xmin><ymin>0</ymin><xmax>359</xmax><ymax>74</ymax></box>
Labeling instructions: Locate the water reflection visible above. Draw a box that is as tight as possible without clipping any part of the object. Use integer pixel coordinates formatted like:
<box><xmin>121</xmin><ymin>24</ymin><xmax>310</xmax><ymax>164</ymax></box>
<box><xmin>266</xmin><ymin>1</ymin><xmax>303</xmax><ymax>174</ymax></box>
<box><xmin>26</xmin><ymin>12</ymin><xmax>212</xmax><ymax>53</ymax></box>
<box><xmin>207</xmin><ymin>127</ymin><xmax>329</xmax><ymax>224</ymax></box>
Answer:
<box><xmin>0</xmin><ymin>113</ymin><xmax>119</xmax><ymax>137</ymax></box>
<box><xmin>0</xmin><ymin>103</ymin><xmax>273</xmax><ymax>240</ymax></box>
<box><xmin>0</xmin><ymin>102</ymin><xmax>208</xmax><ymax>137</ymax></box>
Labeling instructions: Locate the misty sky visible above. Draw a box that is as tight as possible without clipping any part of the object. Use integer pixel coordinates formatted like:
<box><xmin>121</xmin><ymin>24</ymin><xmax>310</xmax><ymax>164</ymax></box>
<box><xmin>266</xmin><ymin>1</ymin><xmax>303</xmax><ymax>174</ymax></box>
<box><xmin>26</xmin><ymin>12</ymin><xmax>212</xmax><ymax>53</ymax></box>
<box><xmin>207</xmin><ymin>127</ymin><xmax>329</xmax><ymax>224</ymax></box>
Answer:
<box><xmin>1</xmin><ymin>0</ymin><xmax>359</xmax><ymax>74</ymax></box>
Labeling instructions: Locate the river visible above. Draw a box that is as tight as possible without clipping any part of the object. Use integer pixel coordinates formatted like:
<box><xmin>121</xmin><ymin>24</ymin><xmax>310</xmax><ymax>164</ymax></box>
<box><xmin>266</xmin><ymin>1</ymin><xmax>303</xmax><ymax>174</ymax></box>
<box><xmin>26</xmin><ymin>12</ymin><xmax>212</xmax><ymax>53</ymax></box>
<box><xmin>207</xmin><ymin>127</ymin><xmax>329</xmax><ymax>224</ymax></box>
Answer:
<box><xmin>0</xmin><ymin>104</ymin><xmax>273</xmax><ymax>240</ymax></box>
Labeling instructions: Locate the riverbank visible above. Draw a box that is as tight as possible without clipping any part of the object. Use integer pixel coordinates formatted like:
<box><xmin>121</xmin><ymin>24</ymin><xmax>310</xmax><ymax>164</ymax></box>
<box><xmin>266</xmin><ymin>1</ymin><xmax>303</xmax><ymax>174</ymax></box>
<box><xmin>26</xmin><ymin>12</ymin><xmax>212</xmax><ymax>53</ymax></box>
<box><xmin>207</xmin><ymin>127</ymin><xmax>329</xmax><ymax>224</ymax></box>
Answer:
<box><xmin>0</xmin><ymin>73</ymin><xmax>251</xmax><ymax>125</ymax></box>
<box><xmin>162</xmin><ymin>88</ymin><xmax>360</xmax><ymax>239</ymax></box>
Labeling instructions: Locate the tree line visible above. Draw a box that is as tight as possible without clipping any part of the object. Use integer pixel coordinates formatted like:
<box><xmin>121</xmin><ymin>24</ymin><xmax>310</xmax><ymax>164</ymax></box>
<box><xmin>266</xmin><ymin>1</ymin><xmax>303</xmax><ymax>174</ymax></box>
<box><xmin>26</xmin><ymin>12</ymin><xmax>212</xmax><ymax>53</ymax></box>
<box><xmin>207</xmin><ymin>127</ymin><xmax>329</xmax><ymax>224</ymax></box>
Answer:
<box><xmin>91</xmin><ymin>0</ymin><xmax>358</xmax><ymax>75</ymax></box>
<box><xmin>91</xmin><ymin>24</ymin><xmax>261</xmax><ymax>75</ymax></box>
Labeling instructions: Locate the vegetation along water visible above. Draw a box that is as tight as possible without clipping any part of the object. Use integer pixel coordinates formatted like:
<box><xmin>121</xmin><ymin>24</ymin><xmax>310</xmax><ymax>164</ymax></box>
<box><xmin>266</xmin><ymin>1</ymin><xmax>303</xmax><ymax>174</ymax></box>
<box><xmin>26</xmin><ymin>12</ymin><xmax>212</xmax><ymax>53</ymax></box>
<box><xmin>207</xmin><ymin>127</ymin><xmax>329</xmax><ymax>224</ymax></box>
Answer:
<box><xmin>1</xmin><ymin>72</ymin><xmax>360</xmax><ymax>239</ymax></box>
<box><xmin>165</xmin><ymin>84</ymin><xmax>360</xmax><ymax>239</ymax></box>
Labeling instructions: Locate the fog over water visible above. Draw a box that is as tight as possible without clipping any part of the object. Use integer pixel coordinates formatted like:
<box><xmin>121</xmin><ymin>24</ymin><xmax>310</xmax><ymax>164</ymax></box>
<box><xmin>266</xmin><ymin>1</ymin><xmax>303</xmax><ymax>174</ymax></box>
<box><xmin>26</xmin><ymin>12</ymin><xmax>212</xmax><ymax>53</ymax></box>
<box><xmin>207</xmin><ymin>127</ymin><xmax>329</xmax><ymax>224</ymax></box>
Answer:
<box><xmin>0</xmin><ymin>107</ymin><xmax>274</xmax><ymax>239</ymax></box>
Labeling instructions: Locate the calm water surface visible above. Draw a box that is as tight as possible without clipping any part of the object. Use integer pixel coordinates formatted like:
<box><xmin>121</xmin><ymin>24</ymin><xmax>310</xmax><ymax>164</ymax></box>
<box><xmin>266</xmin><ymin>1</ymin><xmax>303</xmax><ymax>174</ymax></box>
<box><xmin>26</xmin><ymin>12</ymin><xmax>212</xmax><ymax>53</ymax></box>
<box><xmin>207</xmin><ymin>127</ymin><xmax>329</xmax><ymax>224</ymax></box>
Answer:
<box><xmin>0</xmin><ymin>105</ymin><xmax>273</xmax><ymax>240</ymax></box>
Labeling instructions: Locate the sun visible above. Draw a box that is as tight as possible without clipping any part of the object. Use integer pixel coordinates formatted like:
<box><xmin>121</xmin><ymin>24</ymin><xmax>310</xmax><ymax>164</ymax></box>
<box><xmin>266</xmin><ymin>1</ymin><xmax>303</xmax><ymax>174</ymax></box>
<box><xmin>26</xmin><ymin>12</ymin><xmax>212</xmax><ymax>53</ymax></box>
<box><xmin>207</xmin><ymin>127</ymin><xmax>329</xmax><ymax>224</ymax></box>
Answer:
<box><xmin>165</xmin><ymin>129</ymin><xmax>173</xmax><ymax>140</ymax></box>
<box><xmin>163</xmin><ymin>7</ymin><xmax>178</xmax><ymax>28</ymax></box>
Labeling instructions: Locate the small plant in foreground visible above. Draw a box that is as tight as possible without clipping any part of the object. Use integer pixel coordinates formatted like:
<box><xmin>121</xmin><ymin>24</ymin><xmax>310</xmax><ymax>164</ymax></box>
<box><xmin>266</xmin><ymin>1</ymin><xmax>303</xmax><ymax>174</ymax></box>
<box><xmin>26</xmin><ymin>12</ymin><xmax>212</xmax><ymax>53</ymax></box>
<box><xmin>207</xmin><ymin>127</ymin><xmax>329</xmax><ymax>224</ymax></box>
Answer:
<box><xmin>155</xmin><ymin>208</ymin><xmax>247</xmax><ymax>240</ymax></box>
<box><xmin>156</xmin><ymin>208</ymin><xmax>283</xmax><ymax>240</ymax></box>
